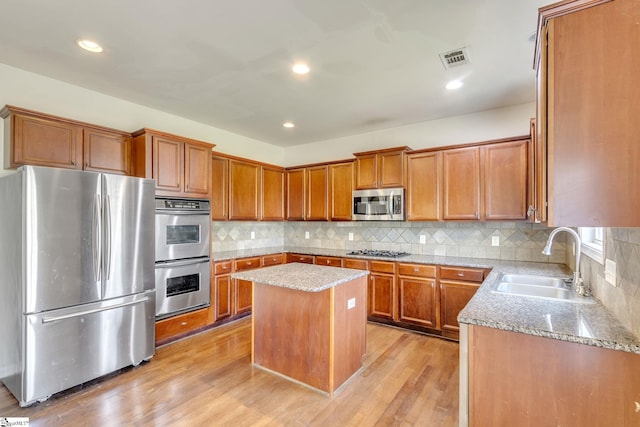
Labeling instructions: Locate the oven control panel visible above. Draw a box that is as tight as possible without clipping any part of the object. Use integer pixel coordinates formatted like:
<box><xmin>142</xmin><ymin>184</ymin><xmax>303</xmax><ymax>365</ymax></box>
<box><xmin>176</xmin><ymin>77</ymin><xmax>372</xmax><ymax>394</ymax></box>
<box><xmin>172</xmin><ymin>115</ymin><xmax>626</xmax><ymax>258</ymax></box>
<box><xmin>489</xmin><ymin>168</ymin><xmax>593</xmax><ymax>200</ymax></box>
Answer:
<box><xmin>155</xmin><ymin>197</ymin><xmax>211</xmax><ymax>212</ymax></box>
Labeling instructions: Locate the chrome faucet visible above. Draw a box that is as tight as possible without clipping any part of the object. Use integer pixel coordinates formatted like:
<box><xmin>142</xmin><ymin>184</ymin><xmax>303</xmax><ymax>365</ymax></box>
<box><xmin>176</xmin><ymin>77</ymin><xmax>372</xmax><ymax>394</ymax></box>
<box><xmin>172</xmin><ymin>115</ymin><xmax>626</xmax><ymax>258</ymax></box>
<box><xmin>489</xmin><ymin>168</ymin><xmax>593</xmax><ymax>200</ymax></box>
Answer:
<box><xmin>542</xmin><ymin>227</ymin><xmax>589</xmax><ymax>296</ymax></box>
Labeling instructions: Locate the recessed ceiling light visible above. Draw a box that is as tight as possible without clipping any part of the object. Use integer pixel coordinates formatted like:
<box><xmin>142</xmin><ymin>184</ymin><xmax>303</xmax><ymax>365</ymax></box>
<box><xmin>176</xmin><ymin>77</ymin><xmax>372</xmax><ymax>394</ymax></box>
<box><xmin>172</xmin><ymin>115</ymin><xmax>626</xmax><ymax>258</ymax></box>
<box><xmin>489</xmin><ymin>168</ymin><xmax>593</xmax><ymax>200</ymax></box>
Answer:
<box><xmin>445</xmin><ymin>80</ymin><xmax>463</xmax><ymax>90</ymax></box>
<box><xmin>77</xmin><ymin>39</ymin><xmax>103</xmax><ymax>53</ymax></box>
<box><xmin>292</xmin><ymin>63</ymin><xmax>310</xmax><ymax>75</ymax></box>
<box><xmin>283</xmin><ymin>122</ymin><xmax>295</xmax><ymax>128</ymax></box>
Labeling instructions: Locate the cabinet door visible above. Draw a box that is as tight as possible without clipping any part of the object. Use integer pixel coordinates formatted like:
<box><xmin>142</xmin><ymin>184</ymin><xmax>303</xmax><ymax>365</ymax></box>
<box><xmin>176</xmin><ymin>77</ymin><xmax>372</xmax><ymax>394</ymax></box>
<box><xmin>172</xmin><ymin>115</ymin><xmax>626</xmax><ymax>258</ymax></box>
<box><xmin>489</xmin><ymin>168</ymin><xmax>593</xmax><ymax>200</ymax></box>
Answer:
<box><xmin>215</xmin><ymin>275</ymin><xmax>233</xmax><ymax>321</ymax></box>
<box><xmin>369</xmin><ymin>273</ymin><xmax>395</xmax><ymax>320</ymax></box>
<box><xmin>83</xmin><ymin>128</ymin><xmax>131</xmax><ymax>175</ymax></box>
<box><xmin>398</xmin><ymin>277</ymin><xmax>437</xmax><ymax>328</ymax></box>
<box><xmin>378</xmin><ymin>151</ymin><xmax>404</xmax><ymax>188</ymax></box>
<box><xmin>306</xmin><ymin>165</ymin><xmax>328</xmax><ymax>220</ymax></box>
<box><xmin>211</xmin><ymin>155</ymin><xmax>228</xmax><ymax>220</ymax></box>
<box><xmin>406</xmin><ymin>152</ymin><xmax>441</xmax><ymax>221</ymax></box>
<box><xmin>482</xmin><ymin>140</ymin><xmax>528</xmax><ymax>220</ymax></box>
<box><xmin>329</xmin><ymin>162</ymin><xmax>354</xmax><ymax>221</ymax></box>
<box><xmin>12</xmin><ymin>113</ymin><xmax>83</xmax><ymax>169</ymax></box>
<box><xmin>286</xmin><ymin>168</ymin><xmax>305</xmax><ymax>220</ymax></box>
<box><xmin>355</xmin><ymin>153</ymin><xmax>378</xmax><ymax>189</ymax></box>
<box><xmin>229</xmin><ymin>160</ymin><xmax>260</xmax><ymax>220</ymax></box>
<box><xmin>439</xmin><ymin>280</ymin><xmax>479</xmax><ymax>332</ymax></box>
<box><xmin>234</xmin><ymin>279</ymin><xmax>252</xmax><ymax>315</ymax></box>
<box><xmin>262</xmin><ymin>166</ymin><xmax>285</xmax><ymax>220</ymax></box>
<box><xmin>153</xmin><ymin>136</ymin><xmax>183</xmax><ymax>194</ymax></box>
<box><xmin>184</xmin><ymin>142</ymin><xmax>211</xmax><ymax>197</ymax></box>
<box><xmin>442</xmin><ymin>147</ymin><xmax>480</xmax><ymax>220</ymax></box>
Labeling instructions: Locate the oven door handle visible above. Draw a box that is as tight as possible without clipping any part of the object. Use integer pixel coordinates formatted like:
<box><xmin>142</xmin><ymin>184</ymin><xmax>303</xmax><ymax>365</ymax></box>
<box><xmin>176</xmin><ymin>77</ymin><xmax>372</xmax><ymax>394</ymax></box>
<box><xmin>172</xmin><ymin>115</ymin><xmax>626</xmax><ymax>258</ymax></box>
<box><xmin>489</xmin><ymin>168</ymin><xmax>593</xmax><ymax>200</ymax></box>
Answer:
<box><xmin>155</xmin><ymin>258</ymin><xmax>210</xmax><ymax>268</ymax></box>
<box><xmin>155</xmin><ymin>210</ymin><xmax>209</xmax><ymax>216</ymax></box>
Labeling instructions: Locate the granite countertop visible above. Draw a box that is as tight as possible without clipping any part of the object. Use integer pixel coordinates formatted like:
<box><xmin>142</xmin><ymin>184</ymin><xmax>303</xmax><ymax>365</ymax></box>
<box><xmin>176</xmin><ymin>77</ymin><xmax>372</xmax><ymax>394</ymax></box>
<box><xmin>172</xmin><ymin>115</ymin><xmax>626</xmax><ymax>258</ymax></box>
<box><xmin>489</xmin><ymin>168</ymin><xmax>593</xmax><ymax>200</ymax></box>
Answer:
<box><xmin>214</xmin><ymin>246</ymin><xmax>640</xmax><ymax>354</ymax></box>
<box><xmin>231</xmin><ymin>262</ymin><xmax>368</xmax><ymax>292</ymax></box>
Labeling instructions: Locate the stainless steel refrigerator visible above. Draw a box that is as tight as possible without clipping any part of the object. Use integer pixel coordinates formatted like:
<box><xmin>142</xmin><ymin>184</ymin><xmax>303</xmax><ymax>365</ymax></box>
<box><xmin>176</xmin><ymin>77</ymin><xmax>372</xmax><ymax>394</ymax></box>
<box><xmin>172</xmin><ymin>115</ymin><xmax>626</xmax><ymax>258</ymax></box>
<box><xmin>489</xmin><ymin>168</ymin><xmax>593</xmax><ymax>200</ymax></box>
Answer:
<box><xmin>0</xmin><ymin>165</ymin><xmax>156</xmax><ymax>407</ymax></box>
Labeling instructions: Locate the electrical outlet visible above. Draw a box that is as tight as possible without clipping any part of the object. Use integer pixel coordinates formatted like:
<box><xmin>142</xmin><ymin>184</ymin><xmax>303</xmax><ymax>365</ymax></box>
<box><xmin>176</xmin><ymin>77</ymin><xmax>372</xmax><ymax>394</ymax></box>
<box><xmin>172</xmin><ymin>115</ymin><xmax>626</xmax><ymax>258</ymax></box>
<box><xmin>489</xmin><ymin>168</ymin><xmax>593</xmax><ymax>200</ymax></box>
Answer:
<box><xmin>605</xmin><ymin>259</ymin><xmax>617</xmax><ymax>286</ymax></box>
<box><xmin>305</xmin><ymin>231</ymin><xmax>310</xmax><ymax>239</ymax></box>
<box><xmin>250</xmin><ymin>231</ymin><xmax>255</xmax><ymax>240</ymax></box>
<box><xmin>491</xmin><ymin>236</ymin><xmax>500</xmax><ymax>247</ymax></box>
<box><xmin>348</xmin><ymin>232</ymin><xmax>354</xmax><ymax>241</ymax></box>
<box><xmin>419</xmin><ymin>235</ymin><xmax>426</xmax><ymax>244</ymax></box>
<box><xmin>347</xmin><ymin>298</ymin><xmax>356</xmax><ymax>309</ymax></box>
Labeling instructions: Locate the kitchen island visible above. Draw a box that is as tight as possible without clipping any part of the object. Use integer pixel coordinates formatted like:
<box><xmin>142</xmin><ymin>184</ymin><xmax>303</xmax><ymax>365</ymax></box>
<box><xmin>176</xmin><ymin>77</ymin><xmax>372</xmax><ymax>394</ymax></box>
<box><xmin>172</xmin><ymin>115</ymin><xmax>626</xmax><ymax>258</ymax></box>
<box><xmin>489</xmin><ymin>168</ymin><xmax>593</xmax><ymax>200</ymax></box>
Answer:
<box><xmin>232</xmin><ymin>263</ymin><xmax>368</xmax><ymax>396</ymax></box>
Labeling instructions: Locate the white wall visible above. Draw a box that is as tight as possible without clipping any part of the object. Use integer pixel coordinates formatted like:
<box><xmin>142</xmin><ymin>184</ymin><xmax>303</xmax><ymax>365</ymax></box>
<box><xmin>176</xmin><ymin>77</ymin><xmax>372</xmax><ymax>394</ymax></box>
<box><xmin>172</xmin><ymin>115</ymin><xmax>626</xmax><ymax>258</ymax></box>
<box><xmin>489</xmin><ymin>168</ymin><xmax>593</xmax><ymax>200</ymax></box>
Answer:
<box><xmin>282</xmin><ymin>102</ymin><xmax>535</xmax><ymax>166</ymax></box>
<box><xmin>0</xmin><ymin>63</ymin><xmax>285</xmax><ymax>171</ymax></box>
<box><xmin>0</xmin><ymin>62</ymin><xmax>535</xmax><ymax>171</ymax></box>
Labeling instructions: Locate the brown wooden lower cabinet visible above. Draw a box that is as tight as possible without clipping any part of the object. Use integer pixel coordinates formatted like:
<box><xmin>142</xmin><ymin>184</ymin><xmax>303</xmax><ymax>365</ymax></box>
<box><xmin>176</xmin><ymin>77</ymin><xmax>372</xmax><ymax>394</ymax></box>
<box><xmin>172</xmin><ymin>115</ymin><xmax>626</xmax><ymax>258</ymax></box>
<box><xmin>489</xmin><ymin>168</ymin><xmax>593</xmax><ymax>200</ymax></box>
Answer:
<box><xmin>314</xmin><ymin>255</ymin><xmax>342</xmax><ymax>267</ymax></box>
<box><xmin>155</xmin><ymin>307</ymin><xmax>209</xmax><ymax>344</ymax></box>
<box><xmin>233</xmin><ymin>257</ymin><xmax>261</xmax><ymax>315</ymax></box>
<box><xmin>397</xmin><ymin>263</ymin><xmax>438</xmax><ymax>328</ymax></box>
<box><xmin>439</xmin><ymin>280</ymin><xmax>479</xmax><ymax>337</ymax></box>
<box><xmin>286</xmin><ymin>253</ymin><xmax>314</xmax><ymax>264</ymax></box>
<box><xmin>368</xmin><ymin>261</ymin><xmax>396</xmax><ymax>320</ymax></box>
<box><xmin>467</xmin><ymin>325</ymin><xmax>640</xmax><ymax>426</ymax></box>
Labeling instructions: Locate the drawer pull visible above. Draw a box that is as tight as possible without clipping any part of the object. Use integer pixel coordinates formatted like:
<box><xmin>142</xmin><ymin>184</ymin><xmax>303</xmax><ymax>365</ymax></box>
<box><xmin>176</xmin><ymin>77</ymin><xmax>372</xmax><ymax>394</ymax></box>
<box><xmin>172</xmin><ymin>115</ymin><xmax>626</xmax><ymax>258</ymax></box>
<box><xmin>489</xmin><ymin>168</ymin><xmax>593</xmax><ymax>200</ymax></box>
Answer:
<box><xmin>414</xmin><ymin>268</ymin><xmax>419</xmax><ymax>272</ymax></box>
<box><xmin>457</xmin><ymin>272</ymin><xmax>464</xmax><ymax>277</ymax></box>
<box><xmin>181</xmin><ymin>322</ymin><xmax>188</xmax><ymax>326</ymax></box>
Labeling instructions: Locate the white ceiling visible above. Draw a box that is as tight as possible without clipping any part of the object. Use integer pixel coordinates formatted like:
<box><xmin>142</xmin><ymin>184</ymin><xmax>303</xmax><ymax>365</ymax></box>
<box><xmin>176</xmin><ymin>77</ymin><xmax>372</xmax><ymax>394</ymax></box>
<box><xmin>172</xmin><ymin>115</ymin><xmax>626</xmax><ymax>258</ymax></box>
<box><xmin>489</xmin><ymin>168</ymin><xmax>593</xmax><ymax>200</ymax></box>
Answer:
<box><xmin>0</xmin><ymin>0</ymin><xmax>548</xmax><ymax>147</ymax></box>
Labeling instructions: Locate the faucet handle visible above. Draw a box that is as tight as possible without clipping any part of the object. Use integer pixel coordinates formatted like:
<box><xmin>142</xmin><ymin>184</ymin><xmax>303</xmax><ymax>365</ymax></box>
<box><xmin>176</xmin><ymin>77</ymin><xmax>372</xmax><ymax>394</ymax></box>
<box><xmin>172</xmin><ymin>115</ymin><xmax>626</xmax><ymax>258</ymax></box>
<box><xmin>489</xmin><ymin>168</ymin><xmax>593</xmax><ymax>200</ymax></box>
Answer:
<box><xmin>574</xmin><ymin>278</ymin><xmax>591</xmax><ymax>297</ymax></box>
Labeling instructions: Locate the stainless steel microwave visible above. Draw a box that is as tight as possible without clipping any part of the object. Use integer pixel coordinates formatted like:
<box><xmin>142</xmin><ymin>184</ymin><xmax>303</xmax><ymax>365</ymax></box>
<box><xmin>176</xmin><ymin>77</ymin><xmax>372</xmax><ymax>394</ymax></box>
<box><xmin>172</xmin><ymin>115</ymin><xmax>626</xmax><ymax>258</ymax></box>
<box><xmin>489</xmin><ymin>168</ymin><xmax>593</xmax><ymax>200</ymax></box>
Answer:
<box><xmin>352</xmin><ymin>188</ymin><xmax>405</xmax><ymax>221</ymax></box>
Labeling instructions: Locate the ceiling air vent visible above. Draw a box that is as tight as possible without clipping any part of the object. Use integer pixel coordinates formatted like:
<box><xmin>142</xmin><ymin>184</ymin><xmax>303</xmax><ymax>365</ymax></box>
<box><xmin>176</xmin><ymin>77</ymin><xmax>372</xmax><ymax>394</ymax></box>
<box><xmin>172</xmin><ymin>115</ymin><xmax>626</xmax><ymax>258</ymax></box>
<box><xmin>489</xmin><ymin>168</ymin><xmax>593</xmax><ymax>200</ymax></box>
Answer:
<box><xmin>439</xmin><ymin>47</ymin><xmax>471</xmax><ymax>69</ymax></box>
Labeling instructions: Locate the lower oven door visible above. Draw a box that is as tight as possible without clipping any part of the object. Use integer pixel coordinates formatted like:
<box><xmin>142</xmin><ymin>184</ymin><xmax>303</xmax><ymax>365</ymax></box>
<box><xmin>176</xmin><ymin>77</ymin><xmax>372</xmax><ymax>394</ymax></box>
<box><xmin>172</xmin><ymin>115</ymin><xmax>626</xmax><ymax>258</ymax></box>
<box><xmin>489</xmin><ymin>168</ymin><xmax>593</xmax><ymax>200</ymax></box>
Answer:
<box><xmin>155</xmin><ymin>258</ymin><xmax>210</xmax><ymax>319</ymax></box>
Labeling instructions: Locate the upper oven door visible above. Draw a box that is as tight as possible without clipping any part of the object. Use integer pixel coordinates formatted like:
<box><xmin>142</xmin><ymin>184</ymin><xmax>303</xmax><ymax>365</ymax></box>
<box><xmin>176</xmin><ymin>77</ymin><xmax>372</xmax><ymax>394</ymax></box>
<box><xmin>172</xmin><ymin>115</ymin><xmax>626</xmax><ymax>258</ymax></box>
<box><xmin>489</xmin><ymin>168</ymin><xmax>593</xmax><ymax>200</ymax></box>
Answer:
<box><xmin>155</xmin><ymin>212</ymin><xmax>210</xmax><ymax>262</ymax></box>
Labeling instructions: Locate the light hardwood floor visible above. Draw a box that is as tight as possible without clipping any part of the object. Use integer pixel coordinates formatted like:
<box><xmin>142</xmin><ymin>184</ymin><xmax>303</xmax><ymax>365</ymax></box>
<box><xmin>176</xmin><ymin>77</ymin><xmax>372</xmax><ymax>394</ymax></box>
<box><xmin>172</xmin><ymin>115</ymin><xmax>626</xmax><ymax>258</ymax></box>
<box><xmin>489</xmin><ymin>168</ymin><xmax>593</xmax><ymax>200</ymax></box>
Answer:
<box><xmin>0</xmin><ymin>319</ymin><xmax>460</xmax><ymax>426</ymax></box>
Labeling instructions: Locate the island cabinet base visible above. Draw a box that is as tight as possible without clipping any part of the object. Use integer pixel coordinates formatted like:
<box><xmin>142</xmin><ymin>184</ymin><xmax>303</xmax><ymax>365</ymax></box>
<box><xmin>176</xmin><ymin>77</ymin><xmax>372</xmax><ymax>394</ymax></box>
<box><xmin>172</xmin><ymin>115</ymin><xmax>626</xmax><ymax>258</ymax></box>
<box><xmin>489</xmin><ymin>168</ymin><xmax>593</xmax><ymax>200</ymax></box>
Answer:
<box><xmin>252</xmin><ymin>276</ymin><xmax>367</xmax><ymax>396</ymax></box>
<box><xmin>467</xmin><ymin>325</ymin><xmax>640</xmax><ymax>426</ymax></box>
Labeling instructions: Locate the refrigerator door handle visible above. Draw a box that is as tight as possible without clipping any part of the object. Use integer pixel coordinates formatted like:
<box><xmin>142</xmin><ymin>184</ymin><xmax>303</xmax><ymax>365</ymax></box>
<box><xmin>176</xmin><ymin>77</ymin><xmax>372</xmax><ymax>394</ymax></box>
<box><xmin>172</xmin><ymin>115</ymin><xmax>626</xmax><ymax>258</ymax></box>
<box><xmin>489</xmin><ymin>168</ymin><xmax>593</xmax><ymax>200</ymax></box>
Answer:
<box><xmin>93</xmin><ymin>194</ymin><xmax>102</xmax><ymax>282</ymax></box>
<box><xmin>104</xmin><ymin>194</ymin><xmax>112</xmax><ymax>281</ymax></box>
<box><xmin>41</xmin><ymin>296</ymin><xmax>150</xmax><ymax>324</ymax></box>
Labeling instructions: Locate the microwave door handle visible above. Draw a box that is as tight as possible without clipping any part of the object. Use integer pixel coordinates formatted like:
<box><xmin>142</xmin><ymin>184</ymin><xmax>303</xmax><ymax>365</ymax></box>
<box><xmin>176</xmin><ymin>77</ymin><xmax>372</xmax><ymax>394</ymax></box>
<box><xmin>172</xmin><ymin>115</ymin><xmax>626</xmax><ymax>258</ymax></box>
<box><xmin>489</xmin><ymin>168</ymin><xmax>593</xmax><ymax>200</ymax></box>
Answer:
<box><xmin>387</xmin><ymin>194</ymin><xmax>393</xmax><ymax>217</ymax></box>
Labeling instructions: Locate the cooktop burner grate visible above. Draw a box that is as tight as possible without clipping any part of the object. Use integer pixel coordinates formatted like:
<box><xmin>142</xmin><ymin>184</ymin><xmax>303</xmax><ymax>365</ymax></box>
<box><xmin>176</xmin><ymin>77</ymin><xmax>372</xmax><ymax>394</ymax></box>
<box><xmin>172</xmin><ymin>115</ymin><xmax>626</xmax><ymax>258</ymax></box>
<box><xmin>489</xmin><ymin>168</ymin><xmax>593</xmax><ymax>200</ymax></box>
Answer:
<box><xmin>347</xmin><ymin>249</ymin><xmax>410</xmax><ymax>258</ymax></box>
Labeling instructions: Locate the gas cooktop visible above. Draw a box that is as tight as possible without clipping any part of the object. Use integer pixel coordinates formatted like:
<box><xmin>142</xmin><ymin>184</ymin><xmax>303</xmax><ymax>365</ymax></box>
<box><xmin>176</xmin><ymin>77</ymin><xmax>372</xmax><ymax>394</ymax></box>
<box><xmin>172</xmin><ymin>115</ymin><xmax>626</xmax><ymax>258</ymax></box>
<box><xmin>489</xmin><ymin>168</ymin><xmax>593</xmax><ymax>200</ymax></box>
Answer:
<box><xmin>346</xmin><ymin>249</ymin><xmax>410</xmax><ymax>258</ymax></box>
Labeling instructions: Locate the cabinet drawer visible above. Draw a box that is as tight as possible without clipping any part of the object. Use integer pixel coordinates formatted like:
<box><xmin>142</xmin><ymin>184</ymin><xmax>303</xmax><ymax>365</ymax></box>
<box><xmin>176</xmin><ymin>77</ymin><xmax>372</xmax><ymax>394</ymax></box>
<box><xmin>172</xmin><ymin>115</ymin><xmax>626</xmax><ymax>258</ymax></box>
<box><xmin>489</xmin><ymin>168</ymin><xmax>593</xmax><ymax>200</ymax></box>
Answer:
<box><xmin>286</xmin><ymin>253</ymin><xmax>314</xmax><ymax>264</ymax></box>
<box><xmin>398</xmin><ymin>263</ymin><xmax>436</xmax><ymax>278</ymax></box>
<box><xmin>155</xmin><ymin>308</ymin><xmax>209</xmax><ymax>343</ymax></box>
<box><xmin>370</xmin><ymin>260</ymin><xmax>396</xmax><ymax>274</ymax></box>
<box><xmin>343</xmin><ymin>258</ymin><xmax>369</xmax><ymax>270</ymax></box>
<box><xmin>440</xmin><ymin>266</ymin><xmax>485</xmax><ymax>283</ymax></box>
<box><xmin>234</xmin><ymin>257</ymin><xmax>261</xmax><ymax>271</ymax></box>
<box><xmin>261</xmin><ymin>253</ymin><xmax>284</xmax><ymax>266</ymax></box>
<box><xmin>315</xmin><ymin>256</ymin><xmax>342</xmax><ymax>267</ymax></box>
<box><xmin>214</xmin><ymin>261</ymin><xmax>233</xmax><ymax>275</ymax></box>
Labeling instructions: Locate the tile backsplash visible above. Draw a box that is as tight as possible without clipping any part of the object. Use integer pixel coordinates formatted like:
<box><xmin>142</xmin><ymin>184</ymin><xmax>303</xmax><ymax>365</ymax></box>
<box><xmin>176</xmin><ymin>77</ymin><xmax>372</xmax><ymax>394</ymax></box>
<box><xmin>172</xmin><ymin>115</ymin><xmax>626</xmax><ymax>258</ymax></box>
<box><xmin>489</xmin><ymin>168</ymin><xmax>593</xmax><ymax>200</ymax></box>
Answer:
<box><xmin>581</xmin><ymin>228</ymin><xmax>640</xmax><ymax>337</ymax></box>
<box><xmin>212</xmin><ymin>221</ymin><xmax>567</xmax><ymax>264</ymax></box>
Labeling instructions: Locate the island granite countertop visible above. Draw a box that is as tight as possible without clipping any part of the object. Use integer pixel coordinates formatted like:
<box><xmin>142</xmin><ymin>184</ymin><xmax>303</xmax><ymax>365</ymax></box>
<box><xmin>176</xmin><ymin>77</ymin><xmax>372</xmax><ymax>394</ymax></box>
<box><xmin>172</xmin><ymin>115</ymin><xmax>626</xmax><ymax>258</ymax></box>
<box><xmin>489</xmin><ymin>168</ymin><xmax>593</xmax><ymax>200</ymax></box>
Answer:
<box><xmin>231</xmin><ymin>262</ymin><xmax>368</xmax><ymax>293</ymax></box>
<box><xmin>215</xmin><ymin>246</ymin><xmax>640</xmax><ymax>355</ymax></box>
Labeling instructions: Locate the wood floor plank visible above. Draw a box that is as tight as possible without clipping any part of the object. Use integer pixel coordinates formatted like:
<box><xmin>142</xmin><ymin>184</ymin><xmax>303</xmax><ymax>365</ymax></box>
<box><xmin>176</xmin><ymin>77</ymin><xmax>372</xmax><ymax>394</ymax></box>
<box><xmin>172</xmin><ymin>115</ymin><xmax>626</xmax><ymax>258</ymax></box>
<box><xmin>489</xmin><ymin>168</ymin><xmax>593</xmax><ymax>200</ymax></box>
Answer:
<box><xmin>0</xmin><ymin>318</ymin><xmax>459</xmax><ymax>426</ymax></box>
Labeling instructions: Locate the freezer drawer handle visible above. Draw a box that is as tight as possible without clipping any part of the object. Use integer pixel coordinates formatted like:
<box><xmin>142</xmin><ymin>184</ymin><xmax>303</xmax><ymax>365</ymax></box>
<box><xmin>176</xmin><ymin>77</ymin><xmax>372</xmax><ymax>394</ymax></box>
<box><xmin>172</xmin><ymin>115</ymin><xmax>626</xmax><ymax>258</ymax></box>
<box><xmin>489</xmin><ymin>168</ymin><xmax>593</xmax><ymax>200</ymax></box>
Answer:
<box><xmin>41</xmin><ymin>297</ymin><xmax>149</xmax><ymax>324</ymax></box>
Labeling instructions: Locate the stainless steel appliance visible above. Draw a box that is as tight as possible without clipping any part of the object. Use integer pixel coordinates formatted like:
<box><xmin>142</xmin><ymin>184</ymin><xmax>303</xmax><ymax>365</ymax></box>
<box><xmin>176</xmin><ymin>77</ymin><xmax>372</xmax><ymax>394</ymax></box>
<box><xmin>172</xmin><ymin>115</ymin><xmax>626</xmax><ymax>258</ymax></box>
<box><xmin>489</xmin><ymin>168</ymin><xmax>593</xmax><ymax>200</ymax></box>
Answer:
<box><xmin>346</xmin><ymin>249</ymin><xmax>410</xmax><ymax>258</ymax></box>
<box><xmin>352</xmin><ymin>188</ymin><xmax>405</xmax><ymax>221</ymax></box>
<box><xmin>155</xmin><ymin>197</ymin><xmax>211</xmax><ymax>319</ymax></box>
<box><xmin>0</xmin><ymin>166</ymin><xmax>156</xmax><ymax>407</ymax></box>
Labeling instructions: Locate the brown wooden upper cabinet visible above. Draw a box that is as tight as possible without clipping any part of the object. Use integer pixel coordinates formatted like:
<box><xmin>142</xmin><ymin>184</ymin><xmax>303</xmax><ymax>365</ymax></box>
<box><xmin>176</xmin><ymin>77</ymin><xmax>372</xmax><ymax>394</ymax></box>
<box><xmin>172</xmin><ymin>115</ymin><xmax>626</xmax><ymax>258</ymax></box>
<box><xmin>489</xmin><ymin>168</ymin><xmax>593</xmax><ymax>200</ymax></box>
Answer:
<box><xmin>406</xmin><ymin>151</ymin><xmax>441</xmax><ymax>221</ymax></box>
<box><xmin>286</xmin><ymin>168</ymin><xmax>306</xmax><ymax>220</ymax></box>
<box><xmin>442</xmin><ymin>146</ymin><xmax>481</xmax><ymax>220</ymax></box>
<box><xmin>306</xmin><ymin>165</ymin><xmax>328</xmax><ymax>221</ymax></box>
<box><xmin>261</xmin><ymin>165</ymin><xmax>285</xmax><ymax>221</ymax></box>
<box><xmin>228</xmin><ymin>159</ymin><xmax>260</xmax><ymax>220</ymax></box>
<box><xmin>210</xmin><ymin>154</ymin><xmax>229</xmax><ymax>220</ymax></box>
<box><xmin>535</xmin><ymin>0</ymin><xmax>640</xmax><ymax>226</ymax></box>
<box><xmin>329</xmin><ymin>161</ymin><xmax>354</xmax><ymax>221</ymax></box>
<box><xmin>440</xmin><ymin>139</ymin><xmax>528</xmax><ymax>221</ymax></box>
<box><xmin>354</xmin><ymin>147</ymin><xmax>409</xmax><ymax>189</ymax></box>
<box><xmin>132</xmin><ymin>128</ymin><xmax>213</xmax><ymax>198</ymax></box>
<box><xmin>1</xmin><ymin>105</ymin><xmax>131</xmax><ymax>175</ymax></box>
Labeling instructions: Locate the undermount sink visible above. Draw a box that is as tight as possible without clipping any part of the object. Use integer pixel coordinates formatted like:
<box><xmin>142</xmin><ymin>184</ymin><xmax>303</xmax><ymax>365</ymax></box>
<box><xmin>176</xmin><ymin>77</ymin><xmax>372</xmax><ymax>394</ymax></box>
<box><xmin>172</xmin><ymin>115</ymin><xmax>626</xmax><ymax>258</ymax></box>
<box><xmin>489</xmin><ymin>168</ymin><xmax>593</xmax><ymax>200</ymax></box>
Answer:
<box><xmin>493</xmin><ymin>273</ymin><xmax>593</xmax><ymax>303</ymax></box>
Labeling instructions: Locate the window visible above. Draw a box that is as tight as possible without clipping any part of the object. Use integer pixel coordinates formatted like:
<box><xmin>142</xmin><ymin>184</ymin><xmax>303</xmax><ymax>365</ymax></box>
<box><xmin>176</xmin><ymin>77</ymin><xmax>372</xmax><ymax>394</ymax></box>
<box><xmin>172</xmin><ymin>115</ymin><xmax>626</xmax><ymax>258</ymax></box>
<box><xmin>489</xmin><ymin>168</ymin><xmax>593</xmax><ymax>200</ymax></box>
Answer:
<box><xmin>579</xmin><ymin>227</ymin><xmax>605</xmax><ymax>264</ymax></box>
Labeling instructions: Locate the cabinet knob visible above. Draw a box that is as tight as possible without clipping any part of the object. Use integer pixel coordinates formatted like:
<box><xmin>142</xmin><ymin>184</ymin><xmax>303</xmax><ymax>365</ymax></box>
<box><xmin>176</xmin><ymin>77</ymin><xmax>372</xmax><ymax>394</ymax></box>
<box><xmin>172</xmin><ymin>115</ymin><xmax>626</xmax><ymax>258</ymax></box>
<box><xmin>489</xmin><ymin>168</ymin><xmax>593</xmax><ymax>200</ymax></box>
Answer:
<box><xmin>247</xmin><ymin>262</ymin><xmax>252</xmax><ymax>266</ymax></box>
<box><xmin>457</xmin><ymin>272</ymin><xmax>464</xmax><ymax>277</ymax></box>
<box><xmin>181</xmin><ymin>322</ymin><xmax>187</xmax><ymax>326</ymax></box>
<box><xmin>414</xmin><ymin>267</ymin><xmax>419</xmax><ymax>272</ymax></box>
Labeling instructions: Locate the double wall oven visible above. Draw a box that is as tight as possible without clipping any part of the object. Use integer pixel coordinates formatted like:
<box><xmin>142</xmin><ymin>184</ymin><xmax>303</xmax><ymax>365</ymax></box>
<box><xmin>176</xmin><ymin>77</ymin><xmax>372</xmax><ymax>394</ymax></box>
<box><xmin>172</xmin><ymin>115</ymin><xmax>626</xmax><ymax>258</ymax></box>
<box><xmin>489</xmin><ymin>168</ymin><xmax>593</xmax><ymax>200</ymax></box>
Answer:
<box><xmin>155</xmin><ymin>198</ymin><xmax>211</xmax><ymax>319</ymax></box>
